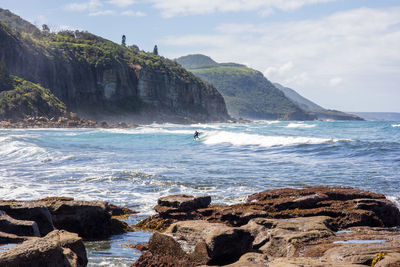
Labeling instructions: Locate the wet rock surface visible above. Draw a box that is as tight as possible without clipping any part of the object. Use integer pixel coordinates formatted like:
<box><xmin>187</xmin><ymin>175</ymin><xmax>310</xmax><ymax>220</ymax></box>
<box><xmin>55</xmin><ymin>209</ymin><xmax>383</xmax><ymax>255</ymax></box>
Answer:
<box><xmin>0</xmin><ymin>197</ymin><xmax>136</xmax><ymax>240</ymax></box>
<box><xmin>0</xmin><ymin>197</ymin><xmax>136</xmax><ymax>266</ymax></box>
<box><xmin>0</xmin><ymin>230</ymin><xmax>87</xmax><ymax>267</ymax></box>
<box><xmin>133</xmin><ymin>186</ymin><xmax>400</xmax><ymax>266</ymax></box>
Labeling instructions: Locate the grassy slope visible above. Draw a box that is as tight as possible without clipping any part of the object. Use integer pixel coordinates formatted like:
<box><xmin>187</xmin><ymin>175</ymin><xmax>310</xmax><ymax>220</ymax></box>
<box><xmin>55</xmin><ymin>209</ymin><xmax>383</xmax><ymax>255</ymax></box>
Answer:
<box><xmin>0</xmin><ymin>75</ymin><xmax>67</xmax><ymax>120</ymax></box>
<box><xmin>190</xmin><ymin>65</ymin><xmax>310</xmax><ymax>120</ymax></box>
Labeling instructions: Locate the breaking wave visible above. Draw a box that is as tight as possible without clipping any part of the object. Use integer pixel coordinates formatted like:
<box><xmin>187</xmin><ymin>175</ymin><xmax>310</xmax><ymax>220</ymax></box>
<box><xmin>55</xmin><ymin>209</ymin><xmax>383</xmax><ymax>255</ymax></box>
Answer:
<box><xmin>201</xmin><ymin>131</ymin><xmax>343</xmax><ymax>148</ymax></box>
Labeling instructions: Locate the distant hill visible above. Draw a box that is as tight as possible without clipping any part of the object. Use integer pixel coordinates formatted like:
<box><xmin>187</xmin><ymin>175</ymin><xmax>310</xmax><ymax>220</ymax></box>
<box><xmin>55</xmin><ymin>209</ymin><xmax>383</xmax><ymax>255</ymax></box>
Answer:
<box><xmin>176</xmin><ymin>54</ymin><xmax>315</xmax><ymax>121</ymax></box>
<box><xmin>273</xmin><ymin>83</ymin><xmax>363</xmax><ymax>121</ymax></box>
<box><xmin>0</xmin><ymin>9</ymin><xmax>230</xmax><ymax>123</ymax></box>
<box><xmin>351</xmin><ymin>112</ymin><xmax>400</xmax><ymax>121</ymax></box>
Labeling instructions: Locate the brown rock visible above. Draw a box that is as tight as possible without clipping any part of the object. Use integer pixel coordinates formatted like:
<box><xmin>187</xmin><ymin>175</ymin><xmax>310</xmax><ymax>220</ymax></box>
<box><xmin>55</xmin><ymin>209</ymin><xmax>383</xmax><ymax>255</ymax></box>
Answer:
<box><xmin>268</xmin><ymin>257</ymin><xmax>366</xmax><ymax>267</ymax></box>
<box><xmin>0</xmin><ymin>210</ymin><xmax>40</xmax><ymax>237</ymax></box>
<box><xmin>0</xmin><ymin>230</ymin><xmax>87</xmax><ymax>267</ymax></box>
<box><xmin>224</xmin><ymin>252</ymin><xmax>269</xmax><ymax>267</ymax></box>
<box><xmin>0</xmin><ymin>201</ymin><xmax>54</xmax><ymax>236</ymax></box>
<box><xmin>156</xmin><ymin>195</ymin><xmax>211</xmax><ymax>215</ymax></box>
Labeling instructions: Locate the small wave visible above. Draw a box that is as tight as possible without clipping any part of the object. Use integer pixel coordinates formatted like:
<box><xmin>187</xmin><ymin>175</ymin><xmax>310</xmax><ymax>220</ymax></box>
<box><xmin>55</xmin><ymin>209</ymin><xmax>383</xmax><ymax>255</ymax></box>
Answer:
<box><xmin>202</xmin><ymin>131</ymin><xmax>341</xmax><ymax>148</ymax></box>
<box><xmin>0</xmin><ymin>137</ymin><xmax>49</xmax><ymax>161</ymax></box>
<box><xmin>286</xmin><ymin>123</ymin><xmax>316</xmax><ymax>128</ymax></box>
<box><xmin>392</xmin><ymin>124</ymin><xmax>400</xmax><ymax>127</ymax></box>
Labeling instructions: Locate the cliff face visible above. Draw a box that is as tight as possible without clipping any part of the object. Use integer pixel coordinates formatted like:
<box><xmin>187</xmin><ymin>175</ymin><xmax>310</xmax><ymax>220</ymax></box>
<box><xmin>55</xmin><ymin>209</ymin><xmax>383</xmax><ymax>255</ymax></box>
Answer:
<box><xmin>0</xmin><ymin>12</ymin><xmax>229</xmax><ymax>123</ymax></box>
<box><xmin>176</xmin><ymin>54</ymin><xmax>315</xmax><ymax>121</ymax></box>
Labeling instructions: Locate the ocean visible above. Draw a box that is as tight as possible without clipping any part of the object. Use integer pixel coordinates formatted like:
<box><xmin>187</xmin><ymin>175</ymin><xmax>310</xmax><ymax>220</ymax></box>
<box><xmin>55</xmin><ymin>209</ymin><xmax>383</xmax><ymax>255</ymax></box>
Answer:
<box><xmin>1</xmin><ymin>121</ymin><xmax>400</xmax><ymax>266</ymax></box>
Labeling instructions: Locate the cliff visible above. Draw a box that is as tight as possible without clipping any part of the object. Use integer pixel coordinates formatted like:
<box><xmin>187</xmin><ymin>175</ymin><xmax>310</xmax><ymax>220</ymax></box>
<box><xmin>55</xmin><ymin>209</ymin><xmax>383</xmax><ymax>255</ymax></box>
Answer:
<box><xmin>176</xmin><ymin>54</ymin><xmax>315</xmax><ymax>121</ymax></box>
<box><xmin>0</xmin><ymin>9</ymin><xmax>230</xmax><ymax>123</ymax></box>
<box><xmin>274</xmin><ymin>83</ymin><xmax>364</xmax><ymax>121</ymax></box>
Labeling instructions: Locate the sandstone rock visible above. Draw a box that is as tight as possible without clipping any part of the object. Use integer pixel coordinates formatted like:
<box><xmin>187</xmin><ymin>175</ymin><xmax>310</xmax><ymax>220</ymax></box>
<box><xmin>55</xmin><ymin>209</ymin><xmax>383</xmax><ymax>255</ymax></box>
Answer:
<box><xmin>0</xmin><ymin>231</ymin><xmax>33</xmax><ymax>244</ymax></box>
<box><xmin>241</xmin><ymin>216</ymin><xmax>334</xmax><ymax>257</ymax></box>
<box><xmin>0</xmin><ymin>201</ymin><xmax>54</xmax><ymax>236</ymax></box>
<box><xmin>322</xmin><ymin>229</ymin><xmax>400</xmax><ymax>265</ymax></box>
<box><xmin>0</xmin><ymin>210</ymin><xmax>40</xmax><ymax>237</ymax></box>
<box><xmin>166</xmin><ymin>220</ymin><xmax>253</xmax><ymax>265</ymax></box>
<box><xmin>156</xmin><ymin>195</ymin><xmax>211</xmax><ymax>215</ymax></box>
<box><xmin>138</xmin><ymin>186</ymin><xmax>400</xmax><ymax>232</ymax></box>
<box><xmin>268</xmin><ymin>257</ymin><xmax>366</xmax><ymax>267</ymax></box>
<box><xmin>0</xmin><ymin>230</ymin><xmax>87</xmax><ymax>267</ymax></box>
<box><xmin>38</xmin><ymin>198</ymin><xmax>125</xmax><ymax>239</ymax></box>
<box><xmin>224</xmin><ymin>252</ymin><xmax>269</xmax><ymax>267</ymax></box>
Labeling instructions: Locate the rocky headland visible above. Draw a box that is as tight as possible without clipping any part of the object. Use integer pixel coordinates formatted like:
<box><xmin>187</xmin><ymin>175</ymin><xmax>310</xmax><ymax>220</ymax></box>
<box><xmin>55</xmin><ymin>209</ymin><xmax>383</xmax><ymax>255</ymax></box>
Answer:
<box><xmin>132</xmin><ymin>186</ymin><xmax>400</xmax><ymax>266</ymax></box>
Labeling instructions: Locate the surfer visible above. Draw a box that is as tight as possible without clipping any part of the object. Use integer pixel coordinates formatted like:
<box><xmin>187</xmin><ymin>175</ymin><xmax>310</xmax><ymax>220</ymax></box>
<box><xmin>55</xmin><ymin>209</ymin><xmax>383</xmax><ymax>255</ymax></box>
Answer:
<box><xmin>193</xmin><ymin>130</ymin><xmax>200</xmax><ymax>140</ymax></box>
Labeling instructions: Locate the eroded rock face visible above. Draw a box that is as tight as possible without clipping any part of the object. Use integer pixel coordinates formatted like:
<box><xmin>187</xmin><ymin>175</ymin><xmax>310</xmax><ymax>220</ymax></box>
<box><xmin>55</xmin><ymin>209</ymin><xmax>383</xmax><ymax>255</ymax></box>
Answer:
<box><xmin>0</xmin><ymin>211</ymin><xmax>40</xmax><ymax>238</ymax></box>
<box><xmin>136</xmin><ymin>186</ymin><xmax>400</xmax><ymax>232</ymax></box>
<box><xmin>0</xmin><ymin>230</ymin><xmax>87</xmax><ymax>267</ymax></box>
<box><xmin>133</xmin><ymin>187</ymin><xmax>400</xmax><ymax>267</ymax></box>
<box><xmin>134</xmin><ymin>220</ymin><xmax>253</xmax><ymax>266</ymax></box>
<box><xmin>0</xmin><ymin>198</ymin><xmax>135</xmax><ymax>240</ymax></box>
<box><xmin>0</xmin><ymin>201</ymin><xmax>54</xmax><ymax>236</ymax></box>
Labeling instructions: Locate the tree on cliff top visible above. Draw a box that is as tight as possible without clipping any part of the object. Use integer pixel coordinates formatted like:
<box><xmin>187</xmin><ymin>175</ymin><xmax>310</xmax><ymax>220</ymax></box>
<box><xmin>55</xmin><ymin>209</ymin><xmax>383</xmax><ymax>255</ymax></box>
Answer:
<box><xmin>122</xmin><ymin>35</ymin><xmax>126</xmax><ymax>46</ymax></box>
<box><xmin>153</xmin><ymin>45</ymin><xmax>158</xmax><ymax>55</ymax></box>
<box><xmin>0</xmin><ymin>57</ymin><xmax>13</xmax><ymax>92</ymax></box>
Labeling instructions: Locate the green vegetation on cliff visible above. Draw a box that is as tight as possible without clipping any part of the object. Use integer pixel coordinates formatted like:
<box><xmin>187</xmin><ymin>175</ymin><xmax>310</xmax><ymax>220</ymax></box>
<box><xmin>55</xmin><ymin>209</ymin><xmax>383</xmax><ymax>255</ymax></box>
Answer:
<box><xmin>176</xmin><ymin>54</ymin><xmax>314</xmax><ymax>120</ymax></box>
<box><xmin>0</xmin><ymin>9</ymin><xmax>229</xmax><ymax>122</ymax></box>
<box><xmin>0</xmin><ymin>75</ymin><xmax>67</xmax><ymax>120</ymax></box>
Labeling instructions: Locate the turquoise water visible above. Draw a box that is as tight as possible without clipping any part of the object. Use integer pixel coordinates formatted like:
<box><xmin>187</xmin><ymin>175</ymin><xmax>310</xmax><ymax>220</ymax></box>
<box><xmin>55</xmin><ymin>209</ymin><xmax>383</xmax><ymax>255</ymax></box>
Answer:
<box><xmin>1</xmin><ymin>121</ymin><xmax>400</xmax><ymax>266</ymax></box>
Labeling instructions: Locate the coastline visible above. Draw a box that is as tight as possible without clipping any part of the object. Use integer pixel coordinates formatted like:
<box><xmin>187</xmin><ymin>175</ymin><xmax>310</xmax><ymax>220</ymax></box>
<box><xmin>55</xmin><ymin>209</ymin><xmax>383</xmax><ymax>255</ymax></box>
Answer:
<box><xmin>1</xmin><ymin>186</ymin><xmax>400</xmax><ymax>266</ymax></box>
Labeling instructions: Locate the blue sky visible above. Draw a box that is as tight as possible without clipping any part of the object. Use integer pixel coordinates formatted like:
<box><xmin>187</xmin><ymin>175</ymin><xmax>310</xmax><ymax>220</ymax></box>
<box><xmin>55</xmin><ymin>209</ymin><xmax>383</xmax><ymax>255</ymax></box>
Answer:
<box><xmin>1</xmin><ymin>0</ymin><xmax>400</xmax><ymax>112</ymax></box>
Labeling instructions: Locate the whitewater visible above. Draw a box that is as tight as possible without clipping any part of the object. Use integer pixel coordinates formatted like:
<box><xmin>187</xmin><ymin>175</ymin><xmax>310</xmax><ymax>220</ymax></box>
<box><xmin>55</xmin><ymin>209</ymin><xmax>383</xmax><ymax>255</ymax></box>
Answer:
<box><xmin>1</xmin><ymin>120</ymin><xmax>400</xmax><ymax>266</ymax></box>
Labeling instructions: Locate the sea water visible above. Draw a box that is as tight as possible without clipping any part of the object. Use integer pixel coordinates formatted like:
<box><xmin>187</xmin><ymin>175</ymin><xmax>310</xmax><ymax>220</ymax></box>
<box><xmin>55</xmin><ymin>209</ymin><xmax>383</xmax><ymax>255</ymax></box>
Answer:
<box><xmin>1</xmin><ymin>121</ymin><xmax>400</xmax><ymax>266</ymax></box>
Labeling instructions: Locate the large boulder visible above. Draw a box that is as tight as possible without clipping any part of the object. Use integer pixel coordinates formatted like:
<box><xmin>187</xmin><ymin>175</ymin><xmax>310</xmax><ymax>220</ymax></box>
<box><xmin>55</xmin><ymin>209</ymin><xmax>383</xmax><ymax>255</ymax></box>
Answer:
<box><xmin>241</xmin><ymin>216</ymin><xmax>334</xmax><ymax>257</ymax></box>
<box><xmin>0</xmin><ymin>198</ymin><xmax>135</xmax><ymax>240</ymax></box>
<box><xmin>0</xmin><ymin>210</ymin><xmax>40</xmax><ymax>237</ymax></box>
<box><xmin>0</xmin><ymin>230</ymin><xmax>87</xmax><ymax>267</ymax></box>
<box><xmin>155</xmin><ymin>195</ymin><xmax>211</xmax><ymax>216</ymax></box>
<box><xmin>0</xmin><ymin>201</ymin><xmax>54</xmax><ymax>236</ymax></box>
<box><xmin>133</xmin><ymin>220</ymin><xmax>254</xmax><ymax>266</ymax></box>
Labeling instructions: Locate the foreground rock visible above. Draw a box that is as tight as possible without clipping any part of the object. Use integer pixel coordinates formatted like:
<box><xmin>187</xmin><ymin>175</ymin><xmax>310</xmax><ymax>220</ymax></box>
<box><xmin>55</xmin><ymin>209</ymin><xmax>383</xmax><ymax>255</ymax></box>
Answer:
<box><xmin>133</xmin><ymin>186</ymin><xmax>400</xmax><ymax>266</ymax></box>
<box><xmin>136</xmin><ymin>186</ymin><xmax>400</xmax><ymax>232</ymax></box>
<box><xmin>0</xmin><ymin>197</ymin><xmax>136</xmax><ymax>240</ymax></box>
<box><xmin>0</xmin><ymin>230</ymin><xmax>87</xmax><ymax>267</ymax></box>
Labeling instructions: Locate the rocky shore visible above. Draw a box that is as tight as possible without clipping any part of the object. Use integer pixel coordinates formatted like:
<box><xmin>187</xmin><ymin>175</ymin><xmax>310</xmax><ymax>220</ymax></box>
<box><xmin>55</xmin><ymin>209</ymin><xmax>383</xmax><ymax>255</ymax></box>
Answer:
<box><xmin>0</xmin><ymin>197</ymin><xmax>136</xmax><ymax>266</ymax></box>
<box><xmin>0</xmin><ymin>113</ymin><xmax>138</xmax><ymax>129</ymax></box>
<box><xmin>132</xmin><ymin>186</ymin><xmax>400</xmax><ymax>266</ymax></box>
<box><xmin>1</xmin><ymin>187</ymin><xmax>399</xmax><ymax>266</ymax></box>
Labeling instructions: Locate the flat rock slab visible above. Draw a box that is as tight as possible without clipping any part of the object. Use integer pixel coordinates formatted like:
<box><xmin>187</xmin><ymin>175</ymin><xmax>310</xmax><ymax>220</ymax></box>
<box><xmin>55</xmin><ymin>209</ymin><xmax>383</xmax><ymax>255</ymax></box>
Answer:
<box><xmin>0</xmin><ymin>230</ymin><xmax>87</xmax><ymax>267</ymax></box>
<box><xmin>138</xmin><ymin>186</ymin><xmax>400</xmax><ymax>231</ymax></box>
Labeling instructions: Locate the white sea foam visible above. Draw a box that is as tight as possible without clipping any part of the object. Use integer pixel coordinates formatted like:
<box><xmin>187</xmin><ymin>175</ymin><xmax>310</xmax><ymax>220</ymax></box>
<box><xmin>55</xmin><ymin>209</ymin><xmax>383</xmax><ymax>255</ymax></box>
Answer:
<box><xmin>286</xmin><ymin>123</ymin><xmax>316</xmax><ymax>128</ymax></box>
<box><xmin>202</xmin><ymin>131</ymin><xmax>340</xmax><ymax>148</ymax></box>
<box><xmin>103</xmin><ymin>127</ymin><xmax>193</xmax><ymax>135</ymax></box>
<box><xmin>392</xmin><ymin>124</ymin><xmax>400</xmax><ymax>127</ymax></box>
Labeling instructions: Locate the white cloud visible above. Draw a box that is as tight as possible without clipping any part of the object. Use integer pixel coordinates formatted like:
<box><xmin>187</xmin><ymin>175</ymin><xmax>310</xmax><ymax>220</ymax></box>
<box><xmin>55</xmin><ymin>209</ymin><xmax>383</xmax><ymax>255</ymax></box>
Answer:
<box><xmin>121</xmin><ymin>10</ymin><xmax>146</xmax><ymax>17</ymax></box>
<box><xmin>162</xmin><ymin>7</ymin><xmax>400</xmax><ymax>111</ymax></box>
<box><xmin>329</xmin><ymin>77</ymin><xmax>343</xmax><ymax>86</ymax></box>
<box><xmin>149</xmin><ymin>0</ymin><xmax>336</xmax><ymax>18</ymax></box>
<box><xmin>89</xmin><ymin>10</ymin><xmax>116</xmax><ymax>16</ymax></box>
<box><xmin>107</xmin><ymin>0</ymin><xmax>135</xmax><ymax>7</ymax></box>
<box><xmin>65</xmin><ymin>0</ymin><xmax>102</xmax><ymax>12</ymax></box>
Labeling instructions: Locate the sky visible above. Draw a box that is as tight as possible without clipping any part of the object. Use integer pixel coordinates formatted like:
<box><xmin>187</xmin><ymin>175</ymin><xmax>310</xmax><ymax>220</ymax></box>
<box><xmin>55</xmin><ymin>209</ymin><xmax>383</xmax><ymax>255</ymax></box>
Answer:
<box><xmin>1</xmin><ymin>0</ymin><xmax>399</xmax><ymax>112</ymax></box>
